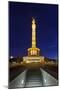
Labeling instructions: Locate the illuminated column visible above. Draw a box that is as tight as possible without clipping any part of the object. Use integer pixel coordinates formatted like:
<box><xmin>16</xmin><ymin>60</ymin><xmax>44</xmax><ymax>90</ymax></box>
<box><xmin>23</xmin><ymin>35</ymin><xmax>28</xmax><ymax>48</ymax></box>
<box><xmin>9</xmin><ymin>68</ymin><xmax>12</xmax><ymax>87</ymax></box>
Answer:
<box><xmin>32</xmin><ymin>18</ymin><xmax>36</xmax><ymax>48</ymax></box>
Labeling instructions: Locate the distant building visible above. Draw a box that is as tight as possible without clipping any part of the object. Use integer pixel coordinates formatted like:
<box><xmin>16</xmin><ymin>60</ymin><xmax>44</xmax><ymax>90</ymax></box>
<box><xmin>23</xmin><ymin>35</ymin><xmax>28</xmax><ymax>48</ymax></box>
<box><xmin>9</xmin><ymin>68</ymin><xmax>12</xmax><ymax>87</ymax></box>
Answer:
<box><xmin>16</xmin><ymin>56</ymin><xmax>23</xmax><ymax>63</ymax></box>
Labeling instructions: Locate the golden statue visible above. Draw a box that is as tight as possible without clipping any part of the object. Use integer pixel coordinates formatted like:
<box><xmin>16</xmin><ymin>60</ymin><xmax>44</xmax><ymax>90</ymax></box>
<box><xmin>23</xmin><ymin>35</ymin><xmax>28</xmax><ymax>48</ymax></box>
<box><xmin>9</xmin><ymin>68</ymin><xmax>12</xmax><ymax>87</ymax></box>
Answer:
<box><xmin>32</xmin><ymin>18</ymin><xmax>36</xmax><ymax>31</ymax></box>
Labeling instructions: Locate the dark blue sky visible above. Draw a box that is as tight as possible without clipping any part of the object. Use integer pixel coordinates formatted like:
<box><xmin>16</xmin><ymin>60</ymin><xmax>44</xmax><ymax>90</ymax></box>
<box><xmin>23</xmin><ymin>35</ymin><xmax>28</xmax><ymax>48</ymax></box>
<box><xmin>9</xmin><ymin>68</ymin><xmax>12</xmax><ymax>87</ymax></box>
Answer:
<box><xmin>9</xmin><ymin>2</ymin><xmax>58</xmax><ymax>59</ymax></box>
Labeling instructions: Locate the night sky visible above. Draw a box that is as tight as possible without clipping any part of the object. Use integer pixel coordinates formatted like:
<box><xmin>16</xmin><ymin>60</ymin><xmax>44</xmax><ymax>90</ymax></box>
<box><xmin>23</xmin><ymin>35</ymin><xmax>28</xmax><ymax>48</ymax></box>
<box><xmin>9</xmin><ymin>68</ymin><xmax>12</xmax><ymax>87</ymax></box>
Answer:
<box><xmin>9</xmin><ymin>2</ymin><xmax>58</xmax><ymax>59</ymax></box>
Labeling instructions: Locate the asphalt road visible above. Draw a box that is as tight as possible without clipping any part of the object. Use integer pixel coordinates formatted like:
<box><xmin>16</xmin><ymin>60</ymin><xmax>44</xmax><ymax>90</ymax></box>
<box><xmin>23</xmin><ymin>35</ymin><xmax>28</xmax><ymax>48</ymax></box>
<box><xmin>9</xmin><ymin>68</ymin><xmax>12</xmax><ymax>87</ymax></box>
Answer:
<box><xmin>42</xmin><ymin>68</ymin><xmax>58</xmax><ymax>79</ymax></box>
<box><xmin>25</xmin><ymin>69</ymin><xmax>43</xmax><ymax>87</ymax></box>
<box><xmin>9</xmin><ymin>68</ymin><xmax>58</xmax><ymax>89</ymax></box>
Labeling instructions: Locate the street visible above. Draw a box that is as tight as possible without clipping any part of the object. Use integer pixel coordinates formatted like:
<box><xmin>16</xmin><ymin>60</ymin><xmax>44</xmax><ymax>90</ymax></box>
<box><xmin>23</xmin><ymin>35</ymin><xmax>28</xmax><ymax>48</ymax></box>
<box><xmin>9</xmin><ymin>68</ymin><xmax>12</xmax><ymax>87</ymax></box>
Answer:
<box><xmin>9</xmin><ymin>68</ymin><xmax>58</xmax><ymax>88</ymax></box>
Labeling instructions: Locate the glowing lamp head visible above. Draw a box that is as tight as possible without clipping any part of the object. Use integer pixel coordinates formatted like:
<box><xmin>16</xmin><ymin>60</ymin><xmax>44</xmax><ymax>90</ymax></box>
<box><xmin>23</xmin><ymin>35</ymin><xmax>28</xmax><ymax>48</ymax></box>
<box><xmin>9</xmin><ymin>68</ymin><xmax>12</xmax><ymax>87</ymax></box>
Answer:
<box><xmin>10</xmin><ymin>56</ymin><xmax>13</xmax><ymax>59</ymax></box>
